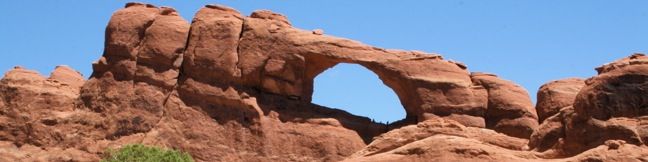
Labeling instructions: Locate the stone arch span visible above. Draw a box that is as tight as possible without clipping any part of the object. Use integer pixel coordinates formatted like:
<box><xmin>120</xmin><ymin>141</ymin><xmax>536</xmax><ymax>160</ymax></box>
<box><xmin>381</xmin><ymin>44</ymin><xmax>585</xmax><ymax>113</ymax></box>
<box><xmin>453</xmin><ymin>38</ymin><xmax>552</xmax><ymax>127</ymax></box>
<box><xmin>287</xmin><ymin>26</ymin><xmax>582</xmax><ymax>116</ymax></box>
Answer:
<box><xmin>170</xmin><ymin>5</ymin><xmax>483</xmax><ymax>124</ymax></box>
<box><xmin>224</xmin><ymin>8</ymin><xmax>493</xmax><ymax>125</ymax></box>
<box><xmin>87</xmin><ymin>3</ymin><xmax>540</xmax><ymax>139</ymax></box>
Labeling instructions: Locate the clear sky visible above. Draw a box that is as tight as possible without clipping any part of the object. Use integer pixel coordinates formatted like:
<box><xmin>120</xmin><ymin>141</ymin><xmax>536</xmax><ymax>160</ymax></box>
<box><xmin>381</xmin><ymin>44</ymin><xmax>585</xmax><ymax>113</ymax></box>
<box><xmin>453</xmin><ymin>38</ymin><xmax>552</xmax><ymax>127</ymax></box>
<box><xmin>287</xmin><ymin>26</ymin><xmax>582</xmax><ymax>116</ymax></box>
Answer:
<box><xmin>1</xmin><ymin>1</ymin><xmax>647</xmax><ymax>123</ymax></box>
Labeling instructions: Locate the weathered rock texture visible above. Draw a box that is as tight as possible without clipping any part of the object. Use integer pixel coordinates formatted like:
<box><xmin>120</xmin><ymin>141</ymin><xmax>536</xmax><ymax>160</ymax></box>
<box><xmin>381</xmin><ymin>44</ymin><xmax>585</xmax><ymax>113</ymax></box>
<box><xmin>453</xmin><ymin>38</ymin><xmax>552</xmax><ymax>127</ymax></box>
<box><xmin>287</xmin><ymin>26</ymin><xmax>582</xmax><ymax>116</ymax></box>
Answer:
<box><xmin>1</xmin><ymin>2</ymin><xmax>647</xmax><ymax>162</ymax></box>
<box><xmin>527</xmin><ymin>53</ymin><xmax>648</xmax><ymax>159</ymax></box>
<box><xmin>535</xmin><ymin>78</ymin><xmax>585</xmax><ymax>122</ymax></box>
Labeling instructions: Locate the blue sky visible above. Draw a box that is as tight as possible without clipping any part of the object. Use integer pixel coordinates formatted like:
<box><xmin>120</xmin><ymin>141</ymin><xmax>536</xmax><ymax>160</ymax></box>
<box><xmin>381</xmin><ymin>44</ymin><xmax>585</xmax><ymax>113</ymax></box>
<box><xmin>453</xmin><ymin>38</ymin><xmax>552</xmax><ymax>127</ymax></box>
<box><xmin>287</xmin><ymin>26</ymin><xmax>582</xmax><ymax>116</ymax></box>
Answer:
<box><xmin>1</xmin><ymin>1</ymin><xmax>647</xmax><ymax>122</ymax></box>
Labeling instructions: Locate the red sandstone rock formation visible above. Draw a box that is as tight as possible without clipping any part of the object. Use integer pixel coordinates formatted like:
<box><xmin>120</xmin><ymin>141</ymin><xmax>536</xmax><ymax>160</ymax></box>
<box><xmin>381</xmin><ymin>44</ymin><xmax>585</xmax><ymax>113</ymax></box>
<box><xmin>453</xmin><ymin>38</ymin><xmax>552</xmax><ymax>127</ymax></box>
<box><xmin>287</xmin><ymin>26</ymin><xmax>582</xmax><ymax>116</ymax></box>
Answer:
<box><xmin>527</xmin><ymin>53</ymin><xmax>648</xmax><ymax>159</ymax></box>
<box><xmin>1</xmin><ymin>2</ymin><xmax>647</xmax><ymax>161</ymax></box>
<box><xmin>535</xmin><ymin>78</ymin><xmax>585</xmax><ymax>122</ymax></box>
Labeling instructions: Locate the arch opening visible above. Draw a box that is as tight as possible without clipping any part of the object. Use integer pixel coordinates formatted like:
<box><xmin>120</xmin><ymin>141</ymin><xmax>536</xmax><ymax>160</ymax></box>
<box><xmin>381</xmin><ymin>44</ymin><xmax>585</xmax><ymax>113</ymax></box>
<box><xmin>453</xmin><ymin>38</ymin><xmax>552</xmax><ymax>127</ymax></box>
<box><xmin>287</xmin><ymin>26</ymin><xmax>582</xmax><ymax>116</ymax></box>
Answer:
<box><xmin>312</xmin><ymin>63</ymin><xmax>406</xmax><ymax>123</ymax></box>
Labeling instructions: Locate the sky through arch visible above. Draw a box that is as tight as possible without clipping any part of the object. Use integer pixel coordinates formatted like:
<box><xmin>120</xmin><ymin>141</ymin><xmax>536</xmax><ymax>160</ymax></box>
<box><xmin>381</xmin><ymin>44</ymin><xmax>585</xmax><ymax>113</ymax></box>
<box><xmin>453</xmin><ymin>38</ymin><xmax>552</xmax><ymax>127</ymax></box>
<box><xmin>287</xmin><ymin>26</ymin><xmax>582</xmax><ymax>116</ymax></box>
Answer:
<box><xmin>312</xmin><ymin>63</ymin><xmax>406</xmax><ymax>123</ymax></box>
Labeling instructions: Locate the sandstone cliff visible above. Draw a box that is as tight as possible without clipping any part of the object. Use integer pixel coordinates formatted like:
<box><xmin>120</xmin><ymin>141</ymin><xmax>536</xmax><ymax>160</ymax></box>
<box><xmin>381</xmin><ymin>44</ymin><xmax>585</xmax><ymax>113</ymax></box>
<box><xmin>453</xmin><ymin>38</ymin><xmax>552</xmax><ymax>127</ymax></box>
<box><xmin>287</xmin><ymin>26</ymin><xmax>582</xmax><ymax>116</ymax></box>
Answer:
<box><xmin>1</xmin><ymin>2</ymin><xmax>647</xmax><ymax>162</ymax></box>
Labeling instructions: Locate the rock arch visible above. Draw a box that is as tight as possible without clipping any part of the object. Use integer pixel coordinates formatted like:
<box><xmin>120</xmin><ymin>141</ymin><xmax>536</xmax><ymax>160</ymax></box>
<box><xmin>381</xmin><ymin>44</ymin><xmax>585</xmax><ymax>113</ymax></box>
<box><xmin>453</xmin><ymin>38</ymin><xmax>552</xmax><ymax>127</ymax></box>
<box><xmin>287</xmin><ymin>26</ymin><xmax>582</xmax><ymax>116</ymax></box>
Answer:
<box><xmin>90</xmin><ymin>3</ymin><xmax>539</xmax><ymax>139</ymax></box>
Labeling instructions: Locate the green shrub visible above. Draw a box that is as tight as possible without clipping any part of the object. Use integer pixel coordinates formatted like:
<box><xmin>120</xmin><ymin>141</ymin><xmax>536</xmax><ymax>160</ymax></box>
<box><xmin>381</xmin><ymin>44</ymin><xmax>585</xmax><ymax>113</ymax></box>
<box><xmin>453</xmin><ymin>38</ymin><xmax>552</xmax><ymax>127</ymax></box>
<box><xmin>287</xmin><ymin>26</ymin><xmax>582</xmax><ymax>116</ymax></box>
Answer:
<box><xmin>101</xmin><ymin>144</ymin><xmax>194</xmax><ymax>162</ymax></box>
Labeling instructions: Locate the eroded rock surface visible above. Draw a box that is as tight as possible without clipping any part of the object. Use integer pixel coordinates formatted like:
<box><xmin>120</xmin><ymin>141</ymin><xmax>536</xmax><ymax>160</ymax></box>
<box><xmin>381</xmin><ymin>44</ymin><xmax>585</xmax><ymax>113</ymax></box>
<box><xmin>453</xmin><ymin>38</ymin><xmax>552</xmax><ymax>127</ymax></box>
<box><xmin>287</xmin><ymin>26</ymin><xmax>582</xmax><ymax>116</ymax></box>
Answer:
<box><xmin>1</xmin><ymin>2</ymin><xmax>647</xmax><ymax>162</ymax></box>
<box><xmin>535</xmin><ymin>78</ymin><xmax>585</xmax><ymax>122</ymax></box>
<box><xmin>528</xmin><ymin>54</ymin><xmax>648</xmax><ymax>159</ymax></box>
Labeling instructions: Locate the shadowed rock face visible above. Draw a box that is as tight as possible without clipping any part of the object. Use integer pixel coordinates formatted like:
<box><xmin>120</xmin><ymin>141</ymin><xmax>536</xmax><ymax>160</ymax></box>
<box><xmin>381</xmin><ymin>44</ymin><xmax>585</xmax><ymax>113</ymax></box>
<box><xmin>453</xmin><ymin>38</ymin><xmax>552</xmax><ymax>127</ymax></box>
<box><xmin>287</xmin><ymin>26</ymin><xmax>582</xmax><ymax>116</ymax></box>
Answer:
<box><xmin>528</xmin><ymin>54</ymin><xmax>648</xmax><ymax>159</ymax></box>
<box><xmin>1</xmin><ymin>2</ymin><xmax>647</xmax><ymax>162</ymax></box>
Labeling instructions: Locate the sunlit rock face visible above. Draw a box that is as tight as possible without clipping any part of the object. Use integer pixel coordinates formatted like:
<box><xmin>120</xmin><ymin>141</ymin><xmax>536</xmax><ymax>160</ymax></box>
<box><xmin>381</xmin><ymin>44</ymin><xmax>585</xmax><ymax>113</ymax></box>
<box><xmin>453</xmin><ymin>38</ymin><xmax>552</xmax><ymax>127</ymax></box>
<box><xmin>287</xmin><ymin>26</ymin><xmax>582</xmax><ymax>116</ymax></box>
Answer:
<box><xmin>1</xmin><ymin>2</ymin><xmax>647</xmax><ymax>161</ymax></box>
<box><xmin>535</xmin><ymin>78</ymin><xmax>585</xmax><ymax>123</ymax></box>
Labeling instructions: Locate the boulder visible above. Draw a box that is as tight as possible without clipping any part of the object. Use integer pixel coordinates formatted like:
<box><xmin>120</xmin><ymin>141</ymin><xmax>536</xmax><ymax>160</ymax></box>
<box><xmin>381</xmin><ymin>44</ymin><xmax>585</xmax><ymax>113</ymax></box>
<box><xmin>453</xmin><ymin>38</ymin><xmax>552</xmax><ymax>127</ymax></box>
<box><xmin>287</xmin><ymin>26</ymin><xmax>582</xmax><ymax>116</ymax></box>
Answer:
<box><xmin>471</xmin><ymin>72</ymin><xmax>538</xmax><ymax>139</ymax></box>
<box><xmin>535</xmin><ymin>78</ymin><xmax>585</xmax><ymax>122</ymax></box>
